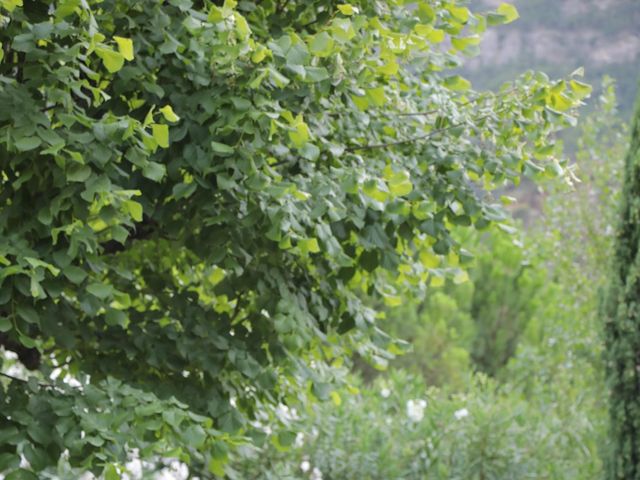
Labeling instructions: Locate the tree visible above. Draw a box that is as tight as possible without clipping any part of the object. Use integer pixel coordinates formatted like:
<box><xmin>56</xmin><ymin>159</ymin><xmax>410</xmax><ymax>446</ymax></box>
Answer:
<box><xmin>603</xmin><ymin>85</ymin><xmax>640</xmax><ymax>479</ymax></box>
<box><xmin>0</xmin><ymin>0</ymin><xmax>587</xmax><ymax>477</ymax></box>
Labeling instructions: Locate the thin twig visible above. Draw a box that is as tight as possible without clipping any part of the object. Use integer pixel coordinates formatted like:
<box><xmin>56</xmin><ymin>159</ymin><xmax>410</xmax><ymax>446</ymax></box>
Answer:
<box><xmin>0</xmin><ymin>370</ymin><xmax>67</xmax><ymax>392</ymax></box>
<box><xmin>345</xmin><ymin>117</ymin><xmax>484</xmax><ymax>152</ymax></box>
<box><xmin>0</xmin><ymin>371</ymin><xmax>27</xmax><ymax>383</ymax></box>
<box><xmin>395</xmin><ymin>86</ymin><xmax>519</xmax><ymax>117</ymax></box>
<box><xmin>345</xmin><ymin>87</ymin><xmax>539</xmax><ymax>153</ymax></box>
<box><xmin>328</xmin><ymin>86</ymin><xmax>520</xmax><ymax>118</ymax></box>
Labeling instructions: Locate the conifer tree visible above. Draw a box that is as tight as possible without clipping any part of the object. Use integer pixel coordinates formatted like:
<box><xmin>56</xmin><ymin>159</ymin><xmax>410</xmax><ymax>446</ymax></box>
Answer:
<box><xmin>604</xmin><ymin>88</ymin><xmax>640</xmax><ymax>479</ymax></box>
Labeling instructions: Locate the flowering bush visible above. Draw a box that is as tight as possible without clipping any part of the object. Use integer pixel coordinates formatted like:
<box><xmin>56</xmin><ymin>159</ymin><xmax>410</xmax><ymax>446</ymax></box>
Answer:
<box><xmin>230</xmin><ymin>370</ymin><xmax>602</xmax><ymax>479</ymax></box>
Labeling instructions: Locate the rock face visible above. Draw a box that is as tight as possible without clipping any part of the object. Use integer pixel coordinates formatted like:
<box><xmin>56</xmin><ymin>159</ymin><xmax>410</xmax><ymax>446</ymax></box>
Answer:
<box><xmin>465</xmin><ymin>0</ymin><xmax>640</xmax><ymax>116</ymax></box>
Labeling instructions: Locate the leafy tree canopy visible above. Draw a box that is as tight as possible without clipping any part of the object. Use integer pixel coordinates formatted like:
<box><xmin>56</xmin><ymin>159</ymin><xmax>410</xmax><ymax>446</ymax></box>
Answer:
<box><xmin>0</xmin><ymin>0</ymin><xmax>588</xmax><ymax>477</ymax></box>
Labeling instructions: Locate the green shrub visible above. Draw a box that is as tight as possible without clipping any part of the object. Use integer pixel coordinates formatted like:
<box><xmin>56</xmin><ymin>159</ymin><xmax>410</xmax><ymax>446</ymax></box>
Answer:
<box><xmin>231</xmin><ymin>371</ymin><xmax>603</xmax><ymax>479</ymax></box>
<box><xmin>382</xmin><ymin>229</ymin><xmax>547</xmax><ymax>383</ymax></box>
<box><xmin>230</xmin><ymin>80</ymin><xmax>625</xmax><ymax>479</ymax></box>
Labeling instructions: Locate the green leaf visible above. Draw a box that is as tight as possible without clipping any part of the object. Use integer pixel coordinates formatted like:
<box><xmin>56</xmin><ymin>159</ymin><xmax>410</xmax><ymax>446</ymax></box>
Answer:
<box><xmin>143</xmin><ymin>162</ymin><xmax>166</xmax><ymax>181</ymax></box>
<box><xmin>362</xmin><ymin>179</ymin><xmax>389</xmax><ymax>202</ymax></box>
<box><xmin>288</xmin><ymin>117</ymin><xmax>310</xmax><ymax>148</ymax></box>
<box><xmin>267</xmin><ymin>67</ymin><xmax>290</xmax><ymax>87</ymax></box>
<box><xmin>377</xmin><ymin>61</ymin><xmax>399</xmax><ymax>76</ymax></box>
<box><xmin>387</xmin><ymin>170</ymin><xmax>413</xmax><ymax>197</ymax></box>
<box><xmin>367</xmin><ymin>87</ymin><xmax>385</xmax><ymax>107</ymax></box>
<box><xmin>331</xmin><ymin>18</ymin><xmax>356</xmax><ymax>41</ymax></box>
<box><xmin>0</xmin><ymin>316</ymin><xmax>11</xmax><ymax>332</ymax></box>
<box><xmin>14</xmin><ymin>137</ymin><xmax>42</xmax><ymax>152</ymax></box>
<box><xmin>87</xmin><ymin>282</ymin><xmax>114</xmax><ymax>299</ymax></box>
<box><xmin>67</xmin><ymin>164</ymin><xmax>92</xmax><ymax>182</ymax></box>
<box><xmin>183</xmin><ymin>425</ymin><xmax>207</xmax><ymax>448</ymax></box>
<box><xmin>113</xmin><ymin>36</ymin><xmax>134</xmax><ymax>61</ymax></box>
<box><xmin>571</xmin><ymin>66</ymin><xmax>585</xmax><ymax>77</ymax></box>
<box><xmin>448</xmin><ymin>5</ymin><xmax>469</xmax><ymax>23</ymax></box>
<box><xmin>415</xmin><ymin>25</ymin><xmax>445</xmax><ymax>42</ymax></box>
<box><xmin>486</xmin><ymin>12</ymin><xmax>508</xmax><ymax>26</ymax></box>
<box><xmin>211</xmin><ymin>141</ymin><xmax>235</xmax><ymax>155</ymax></box>
<box><xmin>5</xmin><ymin>468</ymin><xmax>39</xmax><ymax>480</ymax></box>
<box><xmin>299</xmin><ymin>238</ymin><xmax>320</xmax><ymax>254</ymax></box>
<box><xmin>312</xmin><ymin>381</ymin><xmax>331</xmax><ymax>400</ymax></box>
<box><xmin>337</xmin><ymin>4</ymin><xmax>357</xmax><ymax>15</ymax></box>
<box><xmin>172</xmin><ymin>182</ymin><xmax>197</xmax><ymax>199</ymax></box>
<box><xmin>17</xmin><ymin>305</ymin><xmax>39</xmax><ymax>324</ymax></box>
<box><xmin>452</xmin><ymin>35</ymin><xmax>481</xmax><ymax>51</ymax></box>
<box><xmin>55</xmin><ymin>0</ymin><xmax>79</xmax><ymax>19</ymax></box>
<box><xmin>453</xmin><ymin>269</ymin><xmax>469</xmax><ymax>284</ymax></box>
<box><xmin>277</xmin><ymin>430</ymin><xmax>296</xmax><ymax>447</ymax></box>
<box><xmin>208</xmin><ymin>458</ymin><xmax>226</xmax><ymax>477</ymax></box>
<box><xmin>304</xmin><ymin>66</ymin><xmax>329</xmax><ymax>82</ymax></box>
<box><xmin>570</xmin><ymin>79</ymin><xmax>592</xmax><ymax>99</ymax></box>
<box><xmin>309</xmin><ymin>32</ymin><xmax>334</xmax><ymax>57</ymax></box>
<box><xmin>416</xmin><ymin>3</ymin><xmax>435</xmax><ymax>23</ymax></box>
<box><xmin>105</xmin><ymin>309</ymin><xmax>128</xmax><ymax>328</ymax></box>
<box><xmin>0</xmin><ymin>0</ymin><xmax>22</xmax><ymax>13</ymax></box>
<box><xmin>496</xmin><ymin>3</ymin><xmax>519</xmax><ymax>23</ymax></box>
<box><xmin>95</xmin><ymin>47</ymin><xmax>125</xmax><ymax>73</ymax></box>
<box><xmin>0</xmin><ymin>453</ymin><xmax>19</xmax><ymax>472</ymax></box>
<box><xmin>152</xmin><ymin>124</ymin><xmax>169</xmax><ymax>148</ymax></box>
<box><xmin>444</xmin><ymin>75</ymin><xmax>471</xmax><ymax>91</ymax></box>
<box><xmin>63</xmin><ymin>266</ymin><xmax>87</xmax><ymax>284</ymax></box>
<box><xmin>29</xmin><ymin>276</ymin><xmax>45</xmax><ymax>298</ymax></box>
<box><xmin>124</xmin><ymin>200</ymin><xmax>144</xmax><ymax>222</ymax></box>
<box><xmin>159</xmin><ymin>105</ymin><xmax>180</xmax><ymax>123</ymax></box>
<box><xmin>300</xmin><ymin>142</ymin><xmax>320</xmax><ymax>161</ymax></box>
<box><xmin>103</xmin><ymin>465</ymin><xmax>120</xmax><ymax>480</ymax></box>
<box><xmin>251</xmin><ymin>45</ymin><xmax>269</xmax><ymax>63</ymax></box>
<box><xmin>234</xmin><ymin>11</ymin><xmax>251</xmax><ymax>39</ymax></box>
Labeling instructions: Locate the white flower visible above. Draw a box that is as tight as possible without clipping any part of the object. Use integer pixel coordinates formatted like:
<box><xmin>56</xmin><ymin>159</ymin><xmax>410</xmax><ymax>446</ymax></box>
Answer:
<box><xmin>276</xmin><ymin>403</ymin><xmax>297</xmax><ymax>421</ymax></box>
<box><xmin>310</xmin><ymin>467</ymin><xmax>323</xmax><ymax>480</ymax></box>
<box><xmin>454</xmin><ymin>408</ymin><xmax>469</xmax><ymax>420</ymax></box>
<box><xmin>295</xmin><ymin>432</ymin><xmax>305</xmax><ymax>448</ymax></box>
<box><xmin>300</xmin><ymin>460</ymin><xmax>311</xmax><ymax>472</ymax></box>
<box><xmin>380</xmin><ymin>388</ymin><xmax>391</xmax><ymax>398</ymax></box>
<box><xmin>406</xmin><ymin>399</ymin><xmax>427</xmax><ymax>422</ymax></box>
<box><xmin>155</xmin><ymin>460</ymin><xmax>189</xmax><ymax>480</ymax></box>
<box><xmin>64</xmin><ymin>375</ymin><xmax>82</xmax><ymax>388</ymax></box>
<box><xmin>124</xmin><ymin>458</ymin><xmax>142</xmax><ymax>479</ymax></box>
<box><xmin>168</xmin><ymin>460</ymin><xmax>189</xmax><ymax>480</ymax></box>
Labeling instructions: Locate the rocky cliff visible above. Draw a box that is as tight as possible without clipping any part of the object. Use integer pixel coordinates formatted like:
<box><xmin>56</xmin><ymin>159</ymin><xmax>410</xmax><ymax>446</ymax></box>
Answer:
<box><xmin>466</xmin><ymin>0</ymin><xmax>640</xmax><ymax>117</ymax></box>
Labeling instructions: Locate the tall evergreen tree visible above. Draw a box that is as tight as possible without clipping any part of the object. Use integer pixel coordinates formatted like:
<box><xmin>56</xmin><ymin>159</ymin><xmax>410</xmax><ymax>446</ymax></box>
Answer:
<box><xmin>604</xmin><ymin>88</ymin><xmax>640</xmax><ymax>479</ymax></box>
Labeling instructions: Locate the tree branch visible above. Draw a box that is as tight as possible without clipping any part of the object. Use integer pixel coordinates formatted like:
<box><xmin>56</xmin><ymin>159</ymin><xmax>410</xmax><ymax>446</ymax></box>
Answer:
<box><xmin>345</xmin><ymin>119</ymin><xmax>477</xmax><ymax>152</ymax></box>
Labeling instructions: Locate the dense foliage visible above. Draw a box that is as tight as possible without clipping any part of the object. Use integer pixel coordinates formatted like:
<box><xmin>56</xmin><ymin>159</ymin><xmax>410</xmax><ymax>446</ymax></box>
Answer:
<box><xmin>0</xmin><ymin>0</ymin><xmax>590</xmax><ymax>477</ymax></box>
<box><xmin>233</xmin><ymin>370</ymin><xmax>604</xmax><ymax>480</ymax></box>
<box><xmin>603</xmin><ymin>86</ymin><xmax>640</xmax><ymax>478</ymax></box>
<box><xmin>230</xmin><ymin>82</ymin><xmax>626</xmax><ymax>479</ymax></box>
<box><xmin>379</xmin><ymin>229</ymin><xmax>546</xmax><ymax>386</ymax></box>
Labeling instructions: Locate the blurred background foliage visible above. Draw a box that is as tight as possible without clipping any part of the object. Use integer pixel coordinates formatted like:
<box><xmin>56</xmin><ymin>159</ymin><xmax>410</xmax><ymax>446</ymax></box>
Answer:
<box><xmin>228</xmin><ymin>80</ymin><xmax>627</xmax><ymax>479</ymax></box>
